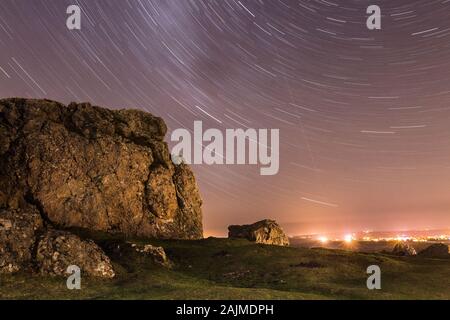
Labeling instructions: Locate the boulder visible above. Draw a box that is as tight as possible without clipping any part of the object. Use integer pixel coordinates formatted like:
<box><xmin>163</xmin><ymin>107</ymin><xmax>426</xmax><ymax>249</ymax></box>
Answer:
<box><xmin>0</xmin><ymin>98</ymin><xmax>203</xmax><ymax>239</ymax></box>
<box><xmin>228</xmin><ymin>219</ymin><xmax>289</xmax><ymax>246</ymax></box>
<box><xmin>0</xmin><ymin>207</ymin><xmax>114</xmax><ymax>277</ymax></box>
<box><xmin>418</xmin><ymin>243</ymin><xmax>449</xmax><ymax>258</ymax></box>
<box><xmin>36</xmin><ymin>230</ymin><xmax>115</xmax><ymax>278</ymax></box>
<box><xmin>392</xmin><ymin>242</ymin><xmax>417</xmax><ymax>256</ymax></box>
<box><xmin>132</xmin><ymin>243</ymin><xmax>172</xmax><ymax>267</ymax></box>
<box><xmin>0</xmin><ymin>207</ymin><xmax>43</xmax><ymax>273</ymax></box>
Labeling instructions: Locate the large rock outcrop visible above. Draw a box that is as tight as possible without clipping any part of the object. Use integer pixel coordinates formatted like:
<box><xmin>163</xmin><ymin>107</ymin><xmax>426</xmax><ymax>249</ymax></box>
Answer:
<box><xmin>228</xmin><ymin>219</ymin><xmax>290</xmax><ymax>246</ymax></box>
<box><xmin>0</xmin><ymin>98</ymin><xmax>203</xmax><ymax>239</ymax></box>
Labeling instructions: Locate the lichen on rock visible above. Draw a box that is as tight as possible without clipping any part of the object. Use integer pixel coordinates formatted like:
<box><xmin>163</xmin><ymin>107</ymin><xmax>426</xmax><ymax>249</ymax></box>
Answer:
<box><xmin>0</xmin><ymin>98</ymin><xmax>203</xmax><ymax>239</ymax></box>
<box><xmin>36</xmin><ymin>230</ymin><xmax>115</xmax><ymax>278</ymax></box>
<box><xmin>131</xmin><ymin>243</ymin><xmax>173</xmax><ymax>267</ymax></box>
<box><xmin>0</xmin><ymin>207</ymin><xmax>43</xmax><ymax>273</ymax></box>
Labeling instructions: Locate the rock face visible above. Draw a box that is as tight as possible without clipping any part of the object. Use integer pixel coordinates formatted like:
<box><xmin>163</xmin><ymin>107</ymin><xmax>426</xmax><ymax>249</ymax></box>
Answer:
<box><xmin>228</xmin><ymin>219</ymin><xmax>289</xmax><ymax>246</ymax></box>
<box><xmin>36</xmin><ymin>230</ymin><xmax>115</xmax><ymax>278</ymax></box>
<box><xmin>418</xmin><ymin>243</ymin><xmax>449</xmax><ymax>258</ymax></box>
<box><xmin>392</xmin><ymin>242</ymin><xmax>417</xmax><ymax>256</ymax></box>
<box><xmin>0</xmin><ymin>207</ymin><xmax>43</xmax><ymax>273</ymax></box>
<box><xmin>0</xmin><ymin>98</ymin><xmax>203</xmax><ymax>239</ymax></box>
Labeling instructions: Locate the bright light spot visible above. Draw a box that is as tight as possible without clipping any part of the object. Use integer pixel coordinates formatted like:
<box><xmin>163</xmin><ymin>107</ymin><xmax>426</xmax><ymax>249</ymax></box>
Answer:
<box><xmin>395</xmin><ymin>235</ymin><xmax>409</xmax><ymax>242</ymax></box>
<box><xmin>318</xmin><ymin>236</ymin><xmax>328</xmax><ymax>244</ymax></box>
<box><xmin>344</xmin><ymin>234</ymin><xmax>353</xmax><ymax>243</ymax></box>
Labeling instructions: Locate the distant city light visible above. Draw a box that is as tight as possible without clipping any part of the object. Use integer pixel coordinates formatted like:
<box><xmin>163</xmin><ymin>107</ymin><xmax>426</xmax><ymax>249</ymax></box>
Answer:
<box><xmin>318</xmin><ymin>236</ymin><xmax>329</xmax><ymax>244</ymax></box>
<box><xmin>305</xmin><ymin>232</ymin><xmax>450</xmax><ymax>243</ymax></box>
<box><xmin>344</xmin><ymin>234</ymin><xmax>353</xmax><ymax>243</ymax></box>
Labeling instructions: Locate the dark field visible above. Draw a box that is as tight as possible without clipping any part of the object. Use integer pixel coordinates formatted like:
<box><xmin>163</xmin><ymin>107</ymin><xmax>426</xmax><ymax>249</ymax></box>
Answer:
<box><xmin>1</xmin><ymin>237</ymin><xmax>449</xmax><ymax>300</ymax></box>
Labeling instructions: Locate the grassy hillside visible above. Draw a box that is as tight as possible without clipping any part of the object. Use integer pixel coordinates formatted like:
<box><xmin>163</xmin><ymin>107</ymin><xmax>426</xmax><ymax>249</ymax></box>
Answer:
<box><xmin>0</xmin><ymin>237</ymin><xmax>449</xmax><ymax>300</ymax></box>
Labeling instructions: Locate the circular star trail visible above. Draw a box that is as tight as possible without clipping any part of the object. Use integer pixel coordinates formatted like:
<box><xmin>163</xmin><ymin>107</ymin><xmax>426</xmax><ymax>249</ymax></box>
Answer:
<box><xmin>1</xmin><ymin>0</ymin><xmax>450</xmax><ymax>235</ymax></box>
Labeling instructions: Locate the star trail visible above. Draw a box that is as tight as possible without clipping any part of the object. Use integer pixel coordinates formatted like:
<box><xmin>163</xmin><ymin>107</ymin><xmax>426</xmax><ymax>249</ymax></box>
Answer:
<box><xmin>1</xmin><ymin>0</ymin><xmax>450</xmax><ymax>236</ymax></box>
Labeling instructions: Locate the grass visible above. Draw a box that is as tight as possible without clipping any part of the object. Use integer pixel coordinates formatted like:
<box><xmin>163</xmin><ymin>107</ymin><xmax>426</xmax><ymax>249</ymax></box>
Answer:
<box><xmin>0</xmin><ymin>237</ymin><xmax>449</xmax><ymax>300</ymax></box>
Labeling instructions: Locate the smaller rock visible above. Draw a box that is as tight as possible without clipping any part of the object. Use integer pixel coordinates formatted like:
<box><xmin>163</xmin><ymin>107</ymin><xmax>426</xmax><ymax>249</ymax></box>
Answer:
<box><xmin>132</xmin><ymin>243</ymin><xmax>172</xmax><ymax>267</ymax></box>
<box><xmin>392</xmin><ymin>242</ymin><xmax>417</xmax><ymax>256</ymax></box>
<box><xmin>418</xmin><ymin>243</ymin><xmax>449</xmax><ymax>258</ymax></box>
<box><xmin>36</xmin><ymin>230</ymin><xmax>115</xmax><ymax>278</ymax></box>
<box><xmin>228</xmin><ymin>219</ymin><xmax>289</xmax><ymax>246</ymax></box>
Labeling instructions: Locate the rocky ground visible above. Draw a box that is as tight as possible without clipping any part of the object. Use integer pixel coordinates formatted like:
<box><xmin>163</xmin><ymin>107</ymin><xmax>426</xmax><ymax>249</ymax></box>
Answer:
<box><xmin>0</xmin><ymin>237</ymin><xmax>449</xmax><ymax>300</ymax></box>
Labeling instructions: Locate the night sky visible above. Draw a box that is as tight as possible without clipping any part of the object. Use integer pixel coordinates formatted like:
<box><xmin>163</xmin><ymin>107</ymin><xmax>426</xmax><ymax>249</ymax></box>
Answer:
<box><xmin>1</xmin><ymin>0</ymin><xmax>450</xmax><ymax>236</ymax></box>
